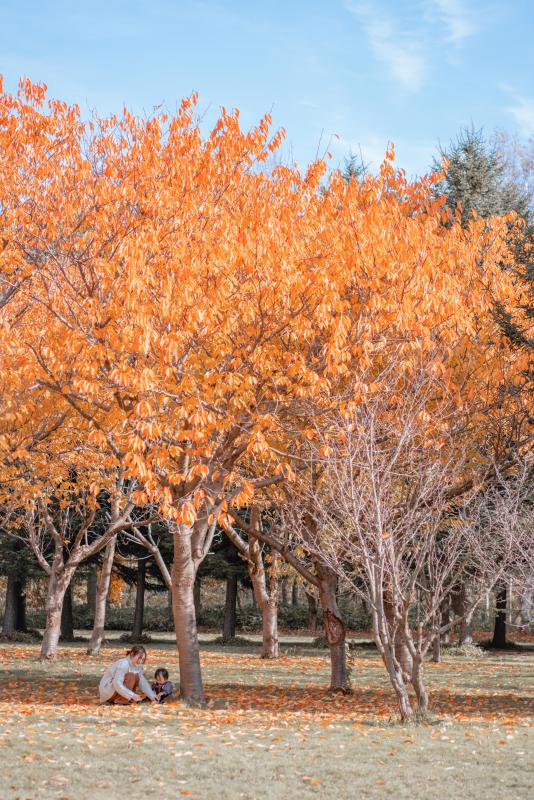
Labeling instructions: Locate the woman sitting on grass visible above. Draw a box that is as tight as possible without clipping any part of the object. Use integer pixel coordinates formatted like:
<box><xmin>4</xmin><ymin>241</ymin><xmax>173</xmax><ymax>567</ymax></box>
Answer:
<box><xmin>99</xmin><ymin>645</ymin><xmax>157</xmax><ymax>704</ymax></box>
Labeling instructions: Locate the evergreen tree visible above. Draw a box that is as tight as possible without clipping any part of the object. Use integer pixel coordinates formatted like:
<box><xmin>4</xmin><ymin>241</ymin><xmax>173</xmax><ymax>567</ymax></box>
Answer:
<box><xmin>434</xmin><ymin>128</ymin><xmax>533</xmax><ymax>650</ymax></box>
<box><xmin>342</xmin><ymin>150</ymin><xmax>368</xmax><ymax>183</ymax></box>
<box><xmin>434</xmin><ymin>126</ymin><xmax>531</xmax><ymax>224</ymax></box>
<box><xmin>0</xmin><ymin>534</ymin><xmax>39</xmax><ymax>636</ymax></box>
<box><xmin>435</xmin><ymin>127</ymin><xmax>533</xmax><ymax>355</ymax></box>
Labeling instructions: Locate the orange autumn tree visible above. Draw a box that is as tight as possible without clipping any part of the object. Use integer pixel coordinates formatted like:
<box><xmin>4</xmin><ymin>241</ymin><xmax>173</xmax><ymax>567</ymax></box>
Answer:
<box><xmin>222</xmin><ymin>155</ymin><xmax>532</xmax><ymax>707</ymax></box>
<box><xmin>0</xmin><ymin>385</ymin><xmax>148</xmax><ymax>661</ymax></box>
<box><xmin>1</xmin><ymin>78</ymin><xmax>529</xmax><ymax>702</ymax></box>
<box><xmin>0</xmin><ymin>79</ymin><xmax>353</xmax><ymax>701</ymax></box>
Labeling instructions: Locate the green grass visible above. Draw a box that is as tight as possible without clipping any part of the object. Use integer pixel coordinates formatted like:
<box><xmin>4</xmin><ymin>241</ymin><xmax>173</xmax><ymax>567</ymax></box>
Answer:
<box><xmin>0</xmin><ymin>637</ymin><xmax>533</xmax><ymax>799</ymax></box>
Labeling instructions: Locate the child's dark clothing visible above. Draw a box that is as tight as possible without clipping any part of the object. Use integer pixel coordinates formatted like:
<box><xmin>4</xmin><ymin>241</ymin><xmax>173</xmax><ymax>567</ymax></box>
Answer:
<box><xmin>151</xmin><ymin>680</ymin><xmax>174</xmax><ymax>703</ymax></box>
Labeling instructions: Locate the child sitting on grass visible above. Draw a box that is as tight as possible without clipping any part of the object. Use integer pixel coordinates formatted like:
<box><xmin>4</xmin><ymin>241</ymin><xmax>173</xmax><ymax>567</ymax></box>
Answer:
<box><xmin>151</xmin><ymin>668</ymin><xmax>174</xmax><ymax>703</ymax></box>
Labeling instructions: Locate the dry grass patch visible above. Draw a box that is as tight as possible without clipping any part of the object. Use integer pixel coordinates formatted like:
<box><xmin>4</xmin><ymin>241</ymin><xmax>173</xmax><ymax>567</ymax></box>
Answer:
<box><xmin>0</xmin><ymin>642</ymin><xmax>533</xmax><ymax>799</ymax></box>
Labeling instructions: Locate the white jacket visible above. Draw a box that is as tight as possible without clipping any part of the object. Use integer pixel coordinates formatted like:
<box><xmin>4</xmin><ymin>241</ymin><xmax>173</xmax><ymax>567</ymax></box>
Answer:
<box><xmin>99</xmin><ymin>656</ymin><xmax>156</xmax><ymax>703</ymax></box>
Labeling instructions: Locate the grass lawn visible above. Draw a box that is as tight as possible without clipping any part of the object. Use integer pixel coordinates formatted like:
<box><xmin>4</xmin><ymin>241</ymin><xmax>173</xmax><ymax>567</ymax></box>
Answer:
<box><xmin>0</xmin><ymin>637</ymin><xmax>533</xmax><ymax>799</ymax></box>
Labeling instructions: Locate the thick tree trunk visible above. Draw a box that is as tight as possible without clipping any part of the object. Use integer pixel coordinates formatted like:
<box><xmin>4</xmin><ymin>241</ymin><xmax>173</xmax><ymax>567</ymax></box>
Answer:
<box><xmin>40</xmin><ymin>568</ymin><xmax>75</xmax><ymax>659</ymax></box>
<box><xmin>305</xmin><ymin>590</ymin><xmax>318</xmax><ymax>631</ymax></box>
<box><xmin>261</xmin><ymin>601</ymin><xmax>279</xmax><ymax>658</ymax></box>
<box><xmin>515</xmin><ymin>583</ymin><xmax>533</xmax><ymax>627</ymax></box>
<box><xmin>377</xmin><ymin>587</ymin><xmax>420</xmax><ymax>718</ymax></box>
<box><xmin>193</xmin><ymin>576</ymin><xmax>201</xmax><ymax>618</ymax></box>
<box><xmin>441</xmin><ymin>596</ymin><xmax>450</xmax><ymax>645</ymax></box>
<box><xmin>451</xmin><ymin>582</ymin><xmax>473</xmax><ymax>644</ymax></box>
<box><xmin>317</xmin><ymin>566</ymin><xmax>349</xmax><ymax>692</ymax></box>
<box><xmin>432</xmin><ymin>598</ymin><xmax>450</xmax><ymax>663</ymax></box>
<box><xmin>16</xmin><ymin>579</ymin><xmax>26</xmax><ymax>632</ymax></box>
<box><xmin>432</xmin><ymin>633</ymin><xmax>441</xmax><ymax>663</ymax></box>
<box><xmin>372</xmin><ymin>611</ymin><xmax>414</xmax><ymax>719</ymax></box>
<box><xmin>228</xmin><ymin>518</ymin><xmax>281</xmax><ymax>660</ymax></box>
<box><xmin>61</xmin><ymin>584</ymin><xmax>74</xmax><ymax>641</ymax></box>
<box><xmin>131</xmin><ymin>558</ymin><xmax>146</xmax><ymax>640</ymax></box>
<box><xmin>392</xmin><ymin>677</ymin><xmax>414</xmax><ymax>720</ymax></box>
<box><xmin>248</xmin><ymin>545</ymin><xmax>279</xmax><ymax>659</ymax></box>
<box><xmin>382</xmin><ymin>590</ymin><xmax>413</xmax><ymax>679</ymax></box>
<box><xmin>460</xmin><ymin>613</ymin><xmax>474</xmax><ymax>645</ymax></box>
<box><xmin>491</xmin><ymin>583</ymin><xmax>508</xmax><ymax>648</ymax></box>
<box><xmin>222</xmin><ymin>573</ymin><xmax>238</xmax><ymax>641</ymax></box>
<box><xmin>2</xmin><ymin>574</ymin><xmax>18</xmax><ymax>635</ymax></box>
<box><xmin>172</xmin><ymin>526</ymin><xmax>205</xmax><ymax>705</ymax></box>
<box><xmin>2</xmin><ymin>575</ymin><xmax>26</xmax><ymax>635</ymax></box>
<box><xmin>87</xmin><ymin>538</ymin><xmax>116</xmax><ymax>655</ymax></box>
<box><xmin>263</xmin><ymin>555</ymin><xmax>279</xmax><ymax>659</ymax></box>
<box><xmin>411</xmin><ymin>657</ymin><xmax>428</xmax><ymax>714</ymax></box>
<box><xmin>87</xmin><ymin>562</ymin><xmax>98</xmax><ymax>618</ymax></box>
<box><xmin>394</xmin><ymin>628</ymin><xmax>413</xmax><ymax>679</ymax></box>
<box><xmin>374</xmin><ymin>629</ymin><xmax>414</xmax><ymax>719</ymax></box>
<box><xmin>291</xmin><ymin>579</ymin><xmax>299</xmax><ymax>606</ymax></box>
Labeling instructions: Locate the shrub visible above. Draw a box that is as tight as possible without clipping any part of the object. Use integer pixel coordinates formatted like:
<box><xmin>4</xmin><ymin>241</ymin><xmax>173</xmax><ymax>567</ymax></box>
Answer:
<box><xmin>444</xmin><ymin>643</ymin><xmax>486</xmax><ymax>659</ymax></box>
<box><xmin>25</xmin><ymin>597</ymin><xmax>371</xmax><ymax>634</ymax></box>
<box><xmin>0</xmin><ymin>629</ymin><xmax>41</xmax><ymax>643</ymax></box>
<box><xmin>26</xmin><ymin>604</ymin><xmax>175</xmax><ymax>632</ymax></box>
<box><xmin>278</xmin><ymin>605</ymin><xmax>310</xmax><ymax>630</ymax></box>
<box><xmin>212</xmin><ymin>635</ymin><xmax>252</xmax><ymax>647</ymax></box>
<box><xmin>119</xmin><ymin>632</ymin><xmax>153</xmax><ymax>644</ymax></box>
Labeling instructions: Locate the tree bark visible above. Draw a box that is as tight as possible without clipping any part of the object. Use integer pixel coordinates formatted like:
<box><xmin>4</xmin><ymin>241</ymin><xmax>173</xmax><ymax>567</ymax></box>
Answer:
<box><xmin>305</xmin><ymin>590</ymin><xmax>318</xmax><ymax>631</ymax></box>
<box><xmin>193</xmin><ymin>576</ymin><xmax>201</xmax><ymax>618</ymax></box>
<box><xmin>2</xmin><ymin>575</ymin><xmax>26</xmax><ymax>635</ymax></box>
<box><xmin>87</xmin><ymin>562</ymin><xmax>98</xmax><ymax>618</ymax></box>
<box><xmin>261</xmin><ymin>599</ymin><xmax>279</xmax><ymax>658</ymax></box>
<box><xmin>280</xmin><ymin>577</ymin><xmax>290</xmax><ymax>606</ymax></box>
<box><xmin>131</xmin><ymin>557</ymin><xmax>146</xmax><ymax>640</ymax></box>
<box><xmin>249</xmin><ymin>544</ymin><xmax>279</xmax><ymax>659</ymax></box>
<box><xmin>491</xmin><ymin>583</ymin><xmax>508</xmax><ymax>648</ymax></box>
<box><xmin>317</xmin><ymin>566</ymin><xmax>349</xmax><ymax>692</ymax></box>
<box><xmin>432</xmin><ymin>633</ymin><xmax>441</xmax><ymax>663</ymax></box>
<box><xmin>87</xmin><ymin>538</ymin><xmax>116</xmax><ymax>655</ymax></box>
<box><xmin>262</xmin><ymin>553</ymin><xmax>279</xmax><ymax>659</ymax></box>
<box><xmin>393</xmin><ymin>628</ymin><xmax>413</xmax><ymax>679</ymax></box>
<box><xmin>411</xmin><ymin>656</ymin><xmax>428</xmax><ymax>714</ymax></box>
<box><xmin>390</xmin><ymin>673</ymin><xmax>414</xmax><ymax>720</ymax></box>
<box><xmin>376</xmin><ymin>587</ymin><xmax>423</xmax><ymax>718</ymax></box>
<box><xmin>432</xmin><ymin>598</ymin><xmax>450</xmax><ymax>663</ymax></box>
<box><xmin>382</xmin><ymin>590</ymin><xmax>413</xmax><ymax>679</ymax></box>
<box><xmin>222</xmin><ymin>573</ymin><xmax>238</xmax><ymax>641</ymax></box>
<box><xmin>371</xmin><ymin>610</ymin><xmax>414</xmax><ymax>720</ymax></box>
<box><xmin>515</xmin><ymin>582</ymin><xmax>533</xmax><ymax>627</ymax></box>
<box><xmin>451</xmin><ymin>582</ymin><xmax>473</xmax><ymax>644</ymax></box>
<box><xmin>441</xmin><ymin>596</ymin><xmax>450</xmax><ymax>645</ymax></box>
<box><xmin>40</xmin><ymin>567</ymin><xmax>75</xmax><ymax>659</ymax></box>
<box><xmin>223</xmin><ymin>509</ymin><xmax>279</xmax><ymax>659</ymax></box>
<box><xmin>61</xmin><ymin>584</ymin><xmax>74</xmax><ymax>641</ymax></box>
<box><xmin>172</xmin><ymin>525</ymin><xmax>205</xmax><ymax>705</ymax></box>
<box><xmin>16</xmin><ymin>579</ymin><xmax>26</xmax><ymax>632</ymax></box>
<box><xmin>2</xmin><ymin>574</ymin><xmax>18</xmax><ymax>635</ymax></box>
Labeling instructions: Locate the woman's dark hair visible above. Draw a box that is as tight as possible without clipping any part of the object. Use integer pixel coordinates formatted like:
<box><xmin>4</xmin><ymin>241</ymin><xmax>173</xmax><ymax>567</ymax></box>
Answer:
<box><xmin>155</xmin><ymin>667</ymin><xmax>169</xmax><ymax>680</ymax></box>
<box><xmin>126</xmin><ymin>645</ymin><xmax>147</xmax><ymax>662</ymax></box>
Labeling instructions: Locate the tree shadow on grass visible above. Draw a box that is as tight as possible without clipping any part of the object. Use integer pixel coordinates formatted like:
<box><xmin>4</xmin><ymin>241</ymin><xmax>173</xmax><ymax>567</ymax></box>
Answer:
<box><xmin>0</xmin><ymin>671</ymin><xmax>532</xmax><ymax>723</ymax></box>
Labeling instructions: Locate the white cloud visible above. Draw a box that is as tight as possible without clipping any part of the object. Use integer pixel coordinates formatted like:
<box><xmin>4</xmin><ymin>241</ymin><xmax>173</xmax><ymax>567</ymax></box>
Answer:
<box><xmin>501</xmin><ymin>85</ymin><xmax>534</xmax><ymax>135</ymax></box>
<box><xmin>430</xmin><ymin>0</ymin><xmax>478</xmax><ymax>44</ymax></box>
<box><xmin>344</xmin><ymin>2</ymin><xmax>426</xmax><ymax>93</ymax></box>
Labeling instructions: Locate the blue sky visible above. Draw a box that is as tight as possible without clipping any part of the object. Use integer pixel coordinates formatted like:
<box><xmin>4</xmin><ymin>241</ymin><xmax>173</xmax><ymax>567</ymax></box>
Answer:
<box><xmin>1</xmin><ymin>0</ymin><xmax>533</xmax><ymax>177</ymax></box>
